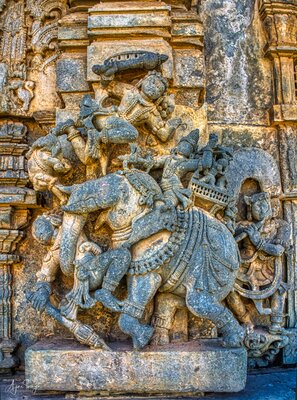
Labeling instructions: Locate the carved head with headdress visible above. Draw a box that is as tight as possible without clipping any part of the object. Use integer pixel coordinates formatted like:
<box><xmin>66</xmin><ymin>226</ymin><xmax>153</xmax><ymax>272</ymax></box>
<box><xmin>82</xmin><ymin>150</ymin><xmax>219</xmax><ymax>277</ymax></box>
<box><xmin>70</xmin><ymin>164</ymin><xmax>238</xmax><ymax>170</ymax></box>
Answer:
<box><xmin>26</xmin><ymin>130</ymin><xmax>61</xmax><ymax>159</ymax></box>
<box><xmin>244</xmin><ymin>192</ymin><xmax>272</xmax><ymax>222</ymax></box>
<box><xmin>32</xmin><ymin>213</ymin><xmax>63</xmax><ymax>246</ymax></box>
<box><xmin>137</xmin><ymin>71</ymin><xmax>169</xmax><ymax>101</ymax></box>
<box><xmin>174</xmin><ymin>129</ymin><xmax>200</xmax><ymax>158</ymax></box>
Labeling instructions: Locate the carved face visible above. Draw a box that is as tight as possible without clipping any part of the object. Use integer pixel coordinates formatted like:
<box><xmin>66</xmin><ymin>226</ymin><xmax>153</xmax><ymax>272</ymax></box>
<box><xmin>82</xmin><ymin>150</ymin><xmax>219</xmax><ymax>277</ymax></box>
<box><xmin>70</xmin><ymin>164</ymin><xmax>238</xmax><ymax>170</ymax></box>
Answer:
<box><xmin>251</xmin><ymin>198</ymin><xmax>271</xmax><ymax>222</ymax></box>
<box><xmin>176</xmin><ymin>141</ymin><xmax>192</xmax><ymax>157</ymax></box>
<box><xmin>32</xmin><ymin>215</ymin><xmax>61</xmax><ymax>246</ymax></box>
<box><xmin>32</xmin><ymin>216</ymin><xmax>56</xmax><ymax>246</ymax></box>
<box><xmin>141</xmin><ymin>75</ymin><xmax>166</xmax><ymax>100</ymax></box>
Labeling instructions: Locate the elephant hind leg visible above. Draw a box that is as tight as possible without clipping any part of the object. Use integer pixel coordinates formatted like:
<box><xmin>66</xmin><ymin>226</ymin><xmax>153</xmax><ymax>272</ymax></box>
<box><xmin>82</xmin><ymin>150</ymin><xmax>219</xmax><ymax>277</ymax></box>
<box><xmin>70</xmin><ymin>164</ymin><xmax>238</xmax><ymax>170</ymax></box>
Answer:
<box><xmin>151</xmin><ymin>293</ymin><xmax>186</xmax><ymax>346</ymax></box>
<box><xmin>119</xmin><ymin>272</ymin><xmax>162</xmax><ymax>350</ymax></box>
<box><xmin>186</xmin><ymin>290</ymin><xmax>245</xmax><ymax>348</ymax></box>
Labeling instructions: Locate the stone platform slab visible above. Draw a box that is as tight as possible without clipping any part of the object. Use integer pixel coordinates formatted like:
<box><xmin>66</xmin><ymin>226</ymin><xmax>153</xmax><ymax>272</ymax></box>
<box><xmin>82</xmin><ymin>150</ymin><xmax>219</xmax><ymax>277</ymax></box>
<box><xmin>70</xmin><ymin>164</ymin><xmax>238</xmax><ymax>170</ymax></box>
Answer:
<box><xmin>25</xmin><ymin>339</ymin><xmax>247</xmax><ymax>395</ymax></box>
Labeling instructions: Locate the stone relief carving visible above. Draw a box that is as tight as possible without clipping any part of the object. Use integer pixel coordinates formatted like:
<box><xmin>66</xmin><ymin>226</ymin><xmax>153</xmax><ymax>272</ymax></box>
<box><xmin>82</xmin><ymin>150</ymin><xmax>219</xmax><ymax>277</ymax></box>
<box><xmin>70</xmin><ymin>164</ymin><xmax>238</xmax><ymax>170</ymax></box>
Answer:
<box><xmin>0</xmin><ymin>0</ymin><xmax>295</xmax><ymax>392</ymax></box>
<box><xmin>0</xmin><ymin>121</ymin><xmax>36</xmax><ymax>369</ymax></box>
<box><xmin>25</xmin><ymin>52</ymin><xmax>292</xmax><ymax>368</ymax></box>
<box><xmin>27</xmin><ymin>58</ymin><xmax>249</xmax><ymax>352</ymax></box>
<box><xmin>26</xmin><ymin>0</ymin><xmax>66</xmax><ymax>71</ymax></box>
<box><xmin>227</xmin><ymin>192</ymin><xmax>291</xmax><ymax>366</ymax></box>
<box><xmin>20</xmin><ymin>61</ymin><xmax>285</xmax><ymax>379</ymax></box>
<box><xmin>0</xmin><ymin>0</ymin><xmax>35</xmax><ymax>115</ymax></box>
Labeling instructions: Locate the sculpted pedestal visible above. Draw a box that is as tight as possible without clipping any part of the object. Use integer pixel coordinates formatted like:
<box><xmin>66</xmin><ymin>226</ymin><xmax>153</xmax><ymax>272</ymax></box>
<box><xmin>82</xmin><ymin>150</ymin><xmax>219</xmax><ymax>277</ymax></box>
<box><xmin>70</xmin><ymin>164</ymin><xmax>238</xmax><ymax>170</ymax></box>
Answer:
<box><xmin>25</xmin><ymin>339</ymin><xmax>247</xmax><ymax>395</ymax></box>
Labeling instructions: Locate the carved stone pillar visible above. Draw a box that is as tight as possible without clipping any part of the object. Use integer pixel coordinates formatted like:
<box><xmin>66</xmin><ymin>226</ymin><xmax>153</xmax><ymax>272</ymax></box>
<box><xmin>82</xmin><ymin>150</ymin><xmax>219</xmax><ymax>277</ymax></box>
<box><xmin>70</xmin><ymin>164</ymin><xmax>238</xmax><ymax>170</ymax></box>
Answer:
<box><xmin>259</xmin><ymin>0</ymin><xmax>297</xmax><ymax>364</ymax></box>
<box><xmin>0</xmin><ymin>122</ymin><xmax>36</xmax><ymax>370</ymax></box>
<box><xmin>259</xmin><ymin>0</ymin><xmax>297</xmax><ymax>123</ymax></box>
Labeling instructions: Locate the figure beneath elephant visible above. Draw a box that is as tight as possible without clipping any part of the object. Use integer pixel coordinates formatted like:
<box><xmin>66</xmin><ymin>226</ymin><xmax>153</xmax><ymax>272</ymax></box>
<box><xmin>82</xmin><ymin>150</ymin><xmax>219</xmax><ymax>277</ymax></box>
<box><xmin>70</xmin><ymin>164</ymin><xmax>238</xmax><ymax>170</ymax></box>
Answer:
<box><xmin>28</xmin><ymin>211</ymin><xmax>131</xmax><ymax>346</ymax></box>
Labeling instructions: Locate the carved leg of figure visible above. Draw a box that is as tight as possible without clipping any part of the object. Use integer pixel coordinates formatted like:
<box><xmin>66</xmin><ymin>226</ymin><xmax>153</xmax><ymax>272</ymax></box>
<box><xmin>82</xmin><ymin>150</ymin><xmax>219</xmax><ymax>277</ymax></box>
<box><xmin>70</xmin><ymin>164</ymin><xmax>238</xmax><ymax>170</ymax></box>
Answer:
<box><xmin>119</xmin><ymin>272</ymin><xmax>162</xmax><ymax>349</ymax></box>
<box><xmin>60</xmin><ymin>213</ymin><xmax>87</xmax><ymax>276</ymax></box>
<box><xmin>186</xmin><ymin>291</ymin><xmax>245</xmax><ymax>348</ymax></box>
<box><xmin>95</xmin><ymin>248</ymin><xmax>131</xmax><ymax>312</ymax></box>
<box><xmin>151</xmin><ymin>293</ymin><xmax>185</xmax><ymax>346</ymax></box>
<box><xmin>100</xmin><ymin>117</ymin><xmax>139</xmax><ymax>144</ymax></box>
<box><xmin>226</xmin><ymin>291</ymin><xmax>254</xmax><ymax>333</ymax></box>
<box><xmin>270</xmin><ymin>287</ymin><xmax>287</xmax><ymax>334</ymax></box>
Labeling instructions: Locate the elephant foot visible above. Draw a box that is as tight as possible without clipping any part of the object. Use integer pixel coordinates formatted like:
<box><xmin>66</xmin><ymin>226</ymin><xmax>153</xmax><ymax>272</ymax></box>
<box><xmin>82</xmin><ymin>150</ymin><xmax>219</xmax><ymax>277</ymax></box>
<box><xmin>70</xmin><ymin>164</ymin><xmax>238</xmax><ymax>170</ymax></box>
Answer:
<box><xmin>150</xmin><ymin>327</ymin><xmax>170</xmax><ymax>346</ymax></box>
<box><xmin>95</xmin><ymin>288</ymin><xmax>122</xmax><ymax>312</ymax></box>
<box><xmin>221</xmin><ymin>322</ymin><xmax>245</xmax><ymax>348</ymax></box>
<box><xmin>118</xmin><ymin>313</ymin><xmax>154</xmax><ymax>350</ymax></box>
<box><xmin>132</xmin><ymin>324</ymin><xmax>154</xmax><ymax>350</ymax></box>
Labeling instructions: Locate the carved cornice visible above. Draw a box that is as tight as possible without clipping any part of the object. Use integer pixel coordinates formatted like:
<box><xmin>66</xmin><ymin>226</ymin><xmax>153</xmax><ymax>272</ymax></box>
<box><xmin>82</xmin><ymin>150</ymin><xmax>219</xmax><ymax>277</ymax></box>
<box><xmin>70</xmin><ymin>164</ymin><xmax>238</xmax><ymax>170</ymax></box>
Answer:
<box><xmin>259</xmin><ymin>0</ymin><xmax>297</xmax><ymax>17</ymax></box>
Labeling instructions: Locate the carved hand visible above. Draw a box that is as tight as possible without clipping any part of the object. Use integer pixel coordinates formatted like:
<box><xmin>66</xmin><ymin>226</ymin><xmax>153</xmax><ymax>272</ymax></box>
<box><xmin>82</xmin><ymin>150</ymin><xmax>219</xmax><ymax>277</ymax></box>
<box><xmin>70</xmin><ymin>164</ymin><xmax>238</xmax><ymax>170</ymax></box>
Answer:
<box><xmin>244</xmin><ymin>225</ymin><xmax>261</xmax><ymax>247</ymax></box>
<box><xmin>27</xmin><ymin>282</ymin><xmax>51</xmax><ymax>312</ymax></box>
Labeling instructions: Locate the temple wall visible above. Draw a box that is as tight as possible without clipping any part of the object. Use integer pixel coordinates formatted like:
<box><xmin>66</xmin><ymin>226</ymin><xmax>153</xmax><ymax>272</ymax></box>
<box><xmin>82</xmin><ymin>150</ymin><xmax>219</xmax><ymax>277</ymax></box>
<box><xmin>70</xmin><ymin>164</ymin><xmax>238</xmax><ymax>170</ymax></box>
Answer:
<box><xmin>0</xmin><ymin>0</ymin><xmax>297</xmax><ymax>375</ymax></box>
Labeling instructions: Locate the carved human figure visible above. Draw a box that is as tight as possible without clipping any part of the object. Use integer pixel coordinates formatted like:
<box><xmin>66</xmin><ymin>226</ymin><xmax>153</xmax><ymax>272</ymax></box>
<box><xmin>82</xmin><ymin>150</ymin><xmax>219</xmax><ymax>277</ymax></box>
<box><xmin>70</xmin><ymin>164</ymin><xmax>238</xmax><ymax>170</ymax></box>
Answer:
<box><xmin>102</xmin><ymin>71</ymin><xmax>178</xmax><ymax>143</ymax></box>
<box><xmin>28</xmin><ymin>213</ymin><xmax>88</xmax><ymax>313</ymax></box>
<box><xmin>26</xmin><ymin>131</ymin><xmax>72</xmax><ymax>203</ymax></box>
<box><xmin>192</xmin><ymin>133</ymin><xmax>233</xmax><ymax>191</ymax></box>
<box><xmin>134</xmin><ymin>129</ymin><xmax>200</xmax><ymax>210</ymax></box>
<box><xmin>227</xmin><ymin>192</ymin><xmax>291</xmax><ymax>334</ymax></box>
<box><xmin>194</xmin><ymin>133</ymin><xmax>218</xmax><ymax>185</ymax></box>
<box><xmin>8</xmin><ymin>80</ymin><xmax>35</xmax><ymax>112</ymax></box>
<box><xmin>57</xmin><ymin>70</ymin><xmax>180</xmax><ymax>176</ymax></box>
<box><xmin>29</xmin><ymin>212</ymin><xmax>132</xmax><ymax>317</ymax></box>
<box><xmin>27</xmin><ymin>213</ymin><xmax>111</xmax><ymax>349</ymax></box>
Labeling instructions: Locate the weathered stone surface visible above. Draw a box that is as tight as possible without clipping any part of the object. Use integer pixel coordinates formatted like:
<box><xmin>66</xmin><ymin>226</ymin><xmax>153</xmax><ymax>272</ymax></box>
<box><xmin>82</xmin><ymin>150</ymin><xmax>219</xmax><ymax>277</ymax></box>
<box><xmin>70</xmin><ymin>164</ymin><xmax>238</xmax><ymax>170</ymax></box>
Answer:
<box><xmin>200</xmin><ymin>0</ymin><xmax>273</xmax><ymax>124</ymax></box>
<box><xmin>25</xmin><ymin>340</ymin><xmax>247</xmax><ymax>394</ymax></box>
<box><xmin>0</xmin><ymin>0</ymin><xmax>297</xmax><ymax>390</ymax></box>
<box><xmin>282</xmin><ymin>328</ymin><xmax>297</xmax><ymax>364</ymax></box>
<box><xmin>57</xmin><ymin>57</ymin><xmax>90</xmax><ymax>92</ymax></box>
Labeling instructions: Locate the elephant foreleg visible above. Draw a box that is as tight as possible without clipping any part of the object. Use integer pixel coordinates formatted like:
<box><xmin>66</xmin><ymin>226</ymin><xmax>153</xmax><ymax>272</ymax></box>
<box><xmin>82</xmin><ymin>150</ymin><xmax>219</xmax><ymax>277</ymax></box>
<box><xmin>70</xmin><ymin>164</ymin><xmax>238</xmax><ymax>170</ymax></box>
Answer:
<box><xmin>119</xmin><ymin>272</ymin><xmax>162</xmax><ymax>349</ymax></box>
<box><xmin>186</xmin><ymin>290</ymin><xmax>245</xmax><ymax>348</ymax></box>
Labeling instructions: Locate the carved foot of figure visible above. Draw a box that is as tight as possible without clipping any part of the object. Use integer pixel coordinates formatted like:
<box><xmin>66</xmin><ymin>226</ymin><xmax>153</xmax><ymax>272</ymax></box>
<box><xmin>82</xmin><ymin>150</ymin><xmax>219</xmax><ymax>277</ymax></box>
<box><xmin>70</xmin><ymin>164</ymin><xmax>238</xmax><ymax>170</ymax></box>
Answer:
<box><xmin>95</xmin><ymin>288</ymin><xmax>122</xmax><ymax>312</ymax></box>
<box><xmin>150</xmin><ymin>327</ymin><xmax>170</xmax><ymax>346</ymax></box>
<box><xmin>269</xmin><ymin>323</ymin><xmax>284</xmax><ymax>335</ymax></box>
<box><xmin>221</xmin><ymin>323</ymin><xmax>245</xmax><ymax>348</ymax></box>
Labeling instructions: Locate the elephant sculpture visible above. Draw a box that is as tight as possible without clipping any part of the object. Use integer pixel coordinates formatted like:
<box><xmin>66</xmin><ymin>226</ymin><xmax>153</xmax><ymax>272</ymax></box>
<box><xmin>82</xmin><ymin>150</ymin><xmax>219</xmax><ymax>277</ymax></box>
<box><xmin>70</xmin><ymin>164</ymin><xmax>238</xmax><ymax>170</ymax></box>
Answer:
<box><xmin>57</xmin><ymin>169</ymin><xmax>244</xmax><ymax>350</ymax></box>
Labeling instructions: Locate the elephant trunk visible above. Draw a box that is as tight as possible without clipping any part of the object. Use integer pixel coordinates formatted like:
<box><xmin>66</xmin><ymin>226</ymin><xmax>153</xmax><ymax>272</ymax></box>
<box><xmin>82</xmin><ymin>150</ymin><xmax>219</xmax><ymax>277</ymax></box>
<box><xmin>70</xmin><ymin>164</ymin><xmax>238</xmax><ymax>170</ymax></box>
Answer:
<box><xmin>60</xmin><ymin>212</ymin><xmax>87</xmax><ymax>276</ymax></box>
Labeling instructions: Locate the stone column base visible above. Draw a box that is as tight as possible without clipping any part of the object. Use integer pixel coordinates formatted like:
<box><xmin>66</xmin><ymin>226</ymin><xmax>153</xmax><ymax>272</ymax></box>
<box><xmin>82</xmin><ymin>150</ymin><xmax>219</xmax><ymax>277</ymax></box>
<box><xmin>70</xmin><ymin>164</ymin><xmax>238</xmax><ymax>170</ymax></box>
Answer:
<box><xmin>25</xmin><ymin>339</ymin><xmax>247</xmax><ymax>395</ymax></box>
